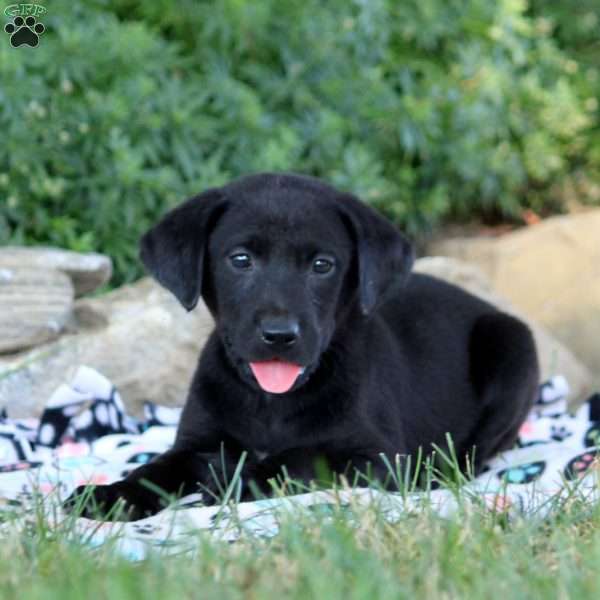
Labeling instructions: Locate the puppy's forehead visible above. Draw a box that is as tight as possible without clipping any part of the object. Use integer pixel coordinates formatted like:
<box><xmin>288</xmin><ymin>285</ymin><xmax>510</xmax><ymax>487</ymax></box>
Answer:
<box><xmin>211</xmin><ymin>185</ymin><xmax>352</xmax><ymax>252</ymax></box>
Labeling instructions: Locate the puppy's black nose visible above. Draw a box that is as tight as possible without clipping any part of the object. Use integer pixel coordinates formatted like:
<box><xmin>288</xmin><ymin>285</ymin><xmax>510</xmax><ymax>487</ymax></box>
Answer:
<box><xmin>260</xmin><ymin>317</ymin><xmax>300</xmax><ymax>347</ymax></box>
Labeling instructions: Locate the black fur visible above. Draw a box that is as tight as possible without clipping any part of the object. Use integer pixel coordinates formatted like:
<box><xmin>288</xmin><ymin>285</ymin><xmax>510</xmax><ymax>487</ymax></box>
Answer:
<box><xmin>65</xmin><ymin>173</ymin><xmax>539</xmax><ymax>520</ymax></box>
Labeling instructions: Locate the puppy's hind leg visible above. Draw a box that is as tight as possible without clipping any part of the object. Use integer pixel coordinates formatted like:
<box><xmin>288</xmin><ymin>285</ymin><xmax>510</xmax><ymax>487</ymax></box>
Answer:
<box><xmin>464</xmin><ymin>312</ymin><xmax>539</xmax><ymax>473</ymax></box>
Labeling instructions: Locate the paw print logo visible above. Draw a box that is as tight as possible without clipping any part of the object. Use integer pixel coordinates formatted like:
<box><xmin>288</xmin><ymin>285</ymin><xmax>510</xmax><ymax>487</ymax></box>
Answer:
<box><xmin>497</xmin><ymin>460</ymin><xmax>546</xmax><ymax>484</ymax></box>
<box><xmin>4</xmin><ymin>16</ymin><xmax>45</xmax><ymax>47</ymax></box>
<box><xmin>564</xmin><ymin>449</ymin><xmax>599</xmax><ymax>481</ymax></box>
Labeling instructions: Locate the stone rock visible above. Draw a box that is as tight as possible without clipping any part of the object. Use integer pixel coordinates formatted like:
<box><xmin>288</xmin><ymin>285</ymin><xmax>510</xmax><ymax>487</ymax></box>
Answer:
<box><xmin>415</xmin><ymin>257</ymin><xmax>594</xmax><ymax>406</ymax></box>
<box><xmin>0</xmin><ymin>277</ymin><xmax>214</xmax><ymax>418</ymax></box>
<box><xmin>427</xmin><ymin>210</ymin><xmax>600</xmax><ymax>379</ymax></box>
<box><xmin>0</xmin><ymin>247</ymin><xmax>112</xmax><ymax>296</ymax></box>
<box><xmin>0</xmin><ymin>267</ymin><xmax>74</xmax><ymax>354</ymax></box>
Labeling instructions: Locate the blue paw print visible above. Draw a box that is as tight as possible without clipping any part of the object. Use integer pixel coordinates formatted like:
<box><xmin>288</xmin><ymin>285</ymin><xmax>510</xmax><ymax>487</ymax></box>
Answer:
<box><xmin>498</xmin><ymin>461</ymin><xmax>546</xmax><ymax>484</ymax></box>
<box><xmin>127</xmin><ymin>452</ymin><xmax>160</xmax><ymax>464</ymax></box>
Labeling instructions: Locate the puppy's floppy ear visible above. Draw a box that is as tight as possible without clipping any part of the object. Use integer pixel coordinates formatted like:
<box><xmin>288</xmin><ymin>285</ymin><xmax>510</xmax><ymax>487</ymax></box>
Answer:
<box><xmin>339</xmin><ymin>194</ymin><xmax>414</xmax><ymax>317</ymax></box>
<box><xmin>139</xmin><ymin>189</ymin><xmax>226</xmax><ymax>311</ymax></box>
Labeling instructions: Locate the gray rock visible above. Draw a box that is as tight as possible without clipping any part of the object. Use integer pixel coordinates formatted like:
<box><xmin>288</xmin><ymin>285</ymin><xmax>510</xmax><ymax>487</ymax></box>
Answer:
<box><xmin>0</xmin><ymin>247</ymin><xmax>112</xmax><ymax>296</ymax></box>
<box><xmin>0</xmin><ymin>277</ymin><xmax>213</xmax><ymax>417</ymax></box>
<box><xmin>0</xmin><ymin>267</ymin><xmax>74</xmax><ymax>354</ymax></box>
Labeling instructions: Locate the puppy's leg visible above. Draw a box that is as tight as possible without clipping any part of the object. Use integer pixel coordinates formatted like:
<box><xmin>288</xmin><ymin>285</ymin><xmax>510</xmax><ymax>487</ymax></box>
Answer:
<box><xmin>64</xmin><ymin>446</ymin><xmax>244</xmax><ymax>520</ymax></box>
<box><xmin>245</xmin><ymin>445</ymin><xmax>396</xmax><ymax>497</ymax></box>
<box><xmin>464</xmin><ymin>312</ymin><xmax>539</xmax><ymax>473</ymax></box>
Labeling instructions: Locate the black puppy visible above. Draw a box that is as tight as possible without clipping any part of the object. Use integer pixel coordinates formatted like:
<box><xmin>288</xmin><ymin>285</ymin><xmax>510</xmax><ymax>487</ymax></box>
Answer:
<box><xmin>66</xmin><ymin>173</ymin><xmax>539</xmax><ymax>520</ymax></box>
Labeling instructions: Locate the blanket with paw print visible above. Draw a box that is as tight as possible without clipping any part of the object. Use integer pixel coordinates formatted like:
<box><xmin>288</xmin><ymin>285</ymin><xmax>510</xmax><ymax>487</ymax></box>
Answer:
<box><xmin>0</xmin><ymin>366</ymin><xmax>599</xmax><ymax>560</ymax></box>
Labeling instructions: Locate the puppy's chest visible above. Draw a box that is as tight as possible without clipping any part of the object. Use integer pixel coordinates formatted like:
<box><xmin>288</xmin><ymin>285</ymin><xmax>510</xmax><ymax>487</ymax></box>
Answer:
<box><xmin>228</xmin><ymin>410</ymin><xmax>296</xmax><ymax>457</ymax></box>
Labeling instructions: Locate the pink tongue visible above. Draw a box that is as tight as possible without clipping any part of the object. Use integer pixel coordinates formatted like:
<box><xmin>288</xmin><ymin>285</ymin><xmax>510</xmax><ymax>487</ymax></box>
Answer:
<box><xmin>249</xmin><ymin>361</ymin><xmax>303</xmax><ymax>394</ymax></box>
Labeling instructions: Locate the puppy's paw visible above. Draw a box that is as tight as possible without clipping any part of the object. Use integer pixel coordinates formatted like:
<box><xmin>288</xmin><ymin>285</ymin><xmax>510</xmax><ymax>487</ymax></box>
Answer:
<box><xmin>63</xmin><ymin>480</ymin><xmax>163</xmax><ymax>521</ymax></box>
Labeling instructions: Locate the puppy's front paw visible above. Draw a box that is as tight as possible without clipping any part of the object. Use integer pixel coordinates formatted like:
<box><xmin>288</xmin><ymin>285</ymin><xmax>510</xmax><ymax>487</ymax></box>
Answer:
<box><xmin>63</xmin><ymin>480</ymin><xmax>163</xmax><ymax>521</ymax></box>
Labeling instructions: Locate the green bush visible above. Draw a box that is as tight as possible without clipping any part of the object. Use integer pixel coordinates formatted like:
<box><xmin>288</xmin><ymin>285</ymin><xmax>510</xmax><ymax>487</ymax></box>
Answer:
<box><xmin>529</xmin><ymin>0</ymin><xmax>600</xmax><ymax>203</ymax></box>
<box><xmin>0</xmin><ymin>0</ymin><xmax>594</xmax><ymax>286</ymax></box>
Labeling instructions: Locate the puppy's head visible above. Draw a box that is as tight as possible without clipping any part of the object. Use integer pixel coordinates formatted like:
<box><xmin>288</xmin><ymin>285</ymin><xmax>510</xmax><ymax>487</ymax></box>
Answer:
<box><xmin>140</xmin><ymin>173</ymin><xmax>413</xmax><ymax>394</ymax></box>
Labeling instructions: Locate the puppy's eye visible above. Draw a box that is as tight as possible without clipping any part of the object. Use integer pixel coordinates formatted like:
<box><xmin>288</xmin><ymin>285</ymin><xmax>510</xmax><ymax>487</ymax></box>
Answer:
<box><xmin>313</xmin><ymin>258</ymin><xmax>334</xmax><ymax>274</ymax></box>
<box><xmin>230</xmin><ymin>253</ymin><xmax>252</xmax><ymax>270</ymax></box>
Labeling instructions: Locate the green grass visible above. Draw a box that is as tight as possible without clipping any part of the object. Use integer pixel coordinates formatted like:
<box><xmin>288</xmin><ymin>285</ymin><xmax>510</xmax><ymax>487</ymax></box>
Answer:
<box><xmin>1</xmin><ymin>479</ymin><xmax>600</xmax><ymax>599</ymax></box>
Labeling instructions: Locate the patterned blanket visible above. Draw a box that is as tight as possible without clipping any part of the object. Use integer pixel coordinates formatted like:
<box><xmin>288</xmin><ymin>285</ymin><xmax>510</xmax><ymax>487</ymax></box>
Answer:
<box><xmin>1</xmin><ymin>366</ymin><xmax>599</xmax><ymax>560</ymax></box>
